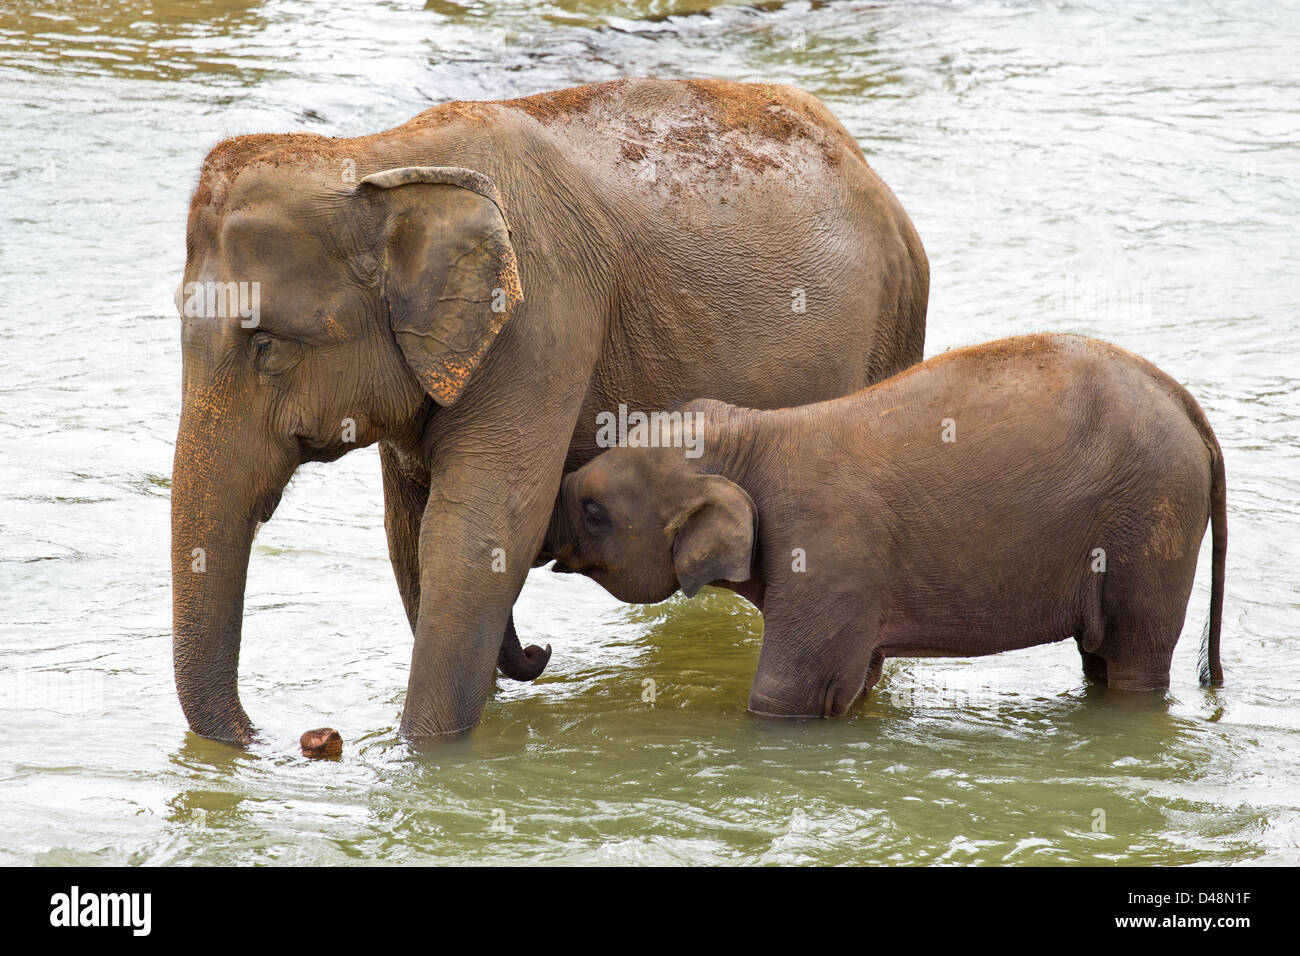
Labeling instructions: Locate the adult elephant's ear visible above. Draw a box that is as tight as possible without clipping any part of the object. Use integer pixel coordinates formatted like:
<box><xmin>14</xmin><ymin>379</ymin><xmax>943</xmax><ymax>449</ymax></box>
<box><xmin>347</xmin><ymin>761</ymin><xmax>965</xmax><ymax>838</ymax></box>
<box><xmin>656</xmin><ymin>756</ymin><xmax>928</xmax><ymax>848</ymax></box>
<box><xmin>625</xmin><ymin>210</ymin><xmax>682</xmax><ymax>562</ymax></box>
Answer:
<box><xmin>360</xmin><ymin>166</ymin><xmax>523</xmax><ymax>406</ymax></box>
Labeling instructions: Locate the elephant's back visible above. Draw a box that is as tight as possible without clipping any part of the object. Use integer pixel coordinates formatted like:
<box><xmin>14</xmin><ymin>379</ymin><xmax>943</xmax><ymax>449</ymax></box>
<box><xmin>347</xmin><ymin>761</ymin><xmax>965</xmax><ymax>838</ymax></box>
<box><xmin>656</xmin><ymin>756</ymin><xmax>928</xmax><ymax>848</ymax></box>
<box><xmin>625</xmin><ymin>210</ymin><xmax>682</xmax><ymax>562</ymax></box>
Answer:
<box><xmin>526</xmin><ymin>81</ymin><xmax>927</xmax><ymax>435</ymax></box>
<box><xmin>500</xmin><ymin>78</ymin><xmax>866</xmax><ymax>188</ymax></box>
<box><xmin>854</xmin><ymin>334</ymin><xmax>1217</xmax><ymax>497</ymax></box>
<box><xmin>501</xmin><ymin>78</ymin><xmax>922</xmax><ymax>283</ymax></box>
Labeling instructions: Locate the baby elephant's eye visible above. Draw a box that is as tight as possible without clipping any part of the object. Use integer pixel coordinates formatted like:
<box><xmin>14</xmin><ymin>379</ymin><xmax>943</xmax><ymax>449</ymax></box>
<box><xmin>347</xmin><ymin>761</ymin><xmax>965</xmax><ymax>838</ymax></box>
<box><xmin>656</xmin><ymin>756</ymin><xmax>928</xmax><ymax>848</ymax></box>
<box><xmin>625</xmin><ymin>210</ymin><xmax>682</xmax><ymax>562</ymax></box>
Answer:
<box><xmin>582</xmin><ymin>499</ymin><xmax>610</xmax><ymax>532</ymax></box>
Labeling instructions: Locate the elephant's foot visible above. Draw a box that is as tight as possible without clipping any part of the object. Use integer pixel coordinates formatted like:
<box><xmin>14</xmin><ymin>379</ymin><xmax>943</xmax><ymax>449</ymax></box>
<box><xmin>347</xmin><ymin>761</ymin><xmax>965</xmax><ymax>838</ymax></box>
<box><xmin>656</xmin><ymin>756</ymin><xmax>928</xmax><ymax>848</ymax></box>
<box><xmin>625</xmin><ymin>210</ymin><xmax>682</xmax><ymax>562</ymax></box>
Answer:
<box><xmin>497</xmin><ymin>612</ymin><xmax>552</xmax><ymax>681</ymax></box>
<box><xmin>300</xmin><ymin>727</ymin><xmax>343</xmax><ymax>759</ymax></box>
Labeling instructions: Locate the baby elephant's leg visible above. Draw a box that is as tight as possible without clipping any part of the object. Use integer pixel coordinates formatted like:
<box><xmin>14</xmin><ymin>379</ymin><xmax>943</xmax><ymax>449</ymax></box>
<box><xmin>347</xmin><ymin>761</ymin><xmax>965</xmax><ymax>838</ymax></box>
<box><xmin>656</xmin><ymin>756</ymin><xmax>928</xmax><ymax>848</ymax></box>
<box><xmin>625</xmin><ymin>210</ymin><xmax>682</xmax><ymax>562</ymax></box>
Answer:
<box><xmin>1096</xmin><ymin>549</ymin><xmax>1199</xmax><ymax>691</ymax></box>
<box><xmin>1077</xmin><ymin>642</ymin><xmax>1109</xmax><ymax>684</ymax></box>
<box><xmin>748</xmin><ymin>602</ymin><xmax>878</xmax><ymax>718</ymax></box>
<box><xmin>1098</xmin><ymin>622</ymin><xmax>1180</xmax><ymax>691</ymax></box>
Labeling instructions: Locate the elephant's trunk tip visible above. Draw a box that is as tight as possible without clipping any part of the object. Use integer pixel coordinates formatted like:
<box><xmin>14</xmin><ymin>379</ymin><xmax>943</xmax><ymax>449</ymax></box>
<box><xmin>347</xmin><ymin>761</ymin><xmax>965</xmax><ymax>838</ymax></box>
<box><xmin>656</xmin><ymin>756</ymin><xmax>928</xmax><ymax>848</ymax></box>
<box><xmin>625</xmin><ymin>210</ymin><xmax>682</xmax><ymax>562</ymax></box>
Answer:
<box><xmin>300</xmin><ymin>727</ymin><xmax>343</xmax><ymax>759</ymax></box>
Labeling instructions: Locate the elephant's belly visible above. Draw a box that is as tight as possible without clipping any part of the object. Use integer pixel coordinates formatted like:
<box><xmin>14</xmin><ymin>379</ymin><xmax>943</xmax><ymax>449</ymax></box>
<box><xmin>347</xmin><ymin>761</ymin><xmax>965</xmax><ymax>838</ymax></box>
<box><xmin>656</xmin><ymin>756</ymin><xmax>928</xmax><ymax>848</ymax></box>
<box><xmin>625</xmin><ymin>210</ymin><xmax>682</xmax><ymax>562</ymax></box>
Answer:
<box><xmin>877</xmin><ymin>597</ymin><xmax>1080</xmax><ymax>660</ymax></box>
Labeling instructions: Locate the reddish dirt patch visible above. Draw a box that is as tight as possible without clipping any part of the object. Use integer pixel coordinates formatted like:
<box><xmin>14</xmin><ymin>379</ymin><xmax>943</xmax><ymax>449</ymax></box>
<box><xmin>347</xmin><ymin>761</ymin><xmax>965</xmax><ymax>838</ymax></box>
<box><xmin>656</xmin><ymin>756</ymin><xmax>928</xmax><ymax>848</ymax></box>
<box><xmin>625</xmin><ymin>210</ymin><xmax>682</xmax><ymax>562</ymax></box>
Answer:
<box><xmin>501</xmin><ymin>81</ymin><xmax>614</xmax><ymax>122</ymax></box>
<box><xmin>683</xmin><ymin>79</ymin><xmax>848</xmax><ymax>166</ymax></box>
<box><xmin>619</xmin><ymin>139</ymin><xmax>647</xmax><ymax>163</ymax></box>
<box><xmin>191</xmin><ymin>100</ymin><xmax>498</xmax><ymax>209</ymax></box>
<box><xmin>503</xmin><ymin>78</ymin><xmax>845</xmax><ymax>172</ymax></box>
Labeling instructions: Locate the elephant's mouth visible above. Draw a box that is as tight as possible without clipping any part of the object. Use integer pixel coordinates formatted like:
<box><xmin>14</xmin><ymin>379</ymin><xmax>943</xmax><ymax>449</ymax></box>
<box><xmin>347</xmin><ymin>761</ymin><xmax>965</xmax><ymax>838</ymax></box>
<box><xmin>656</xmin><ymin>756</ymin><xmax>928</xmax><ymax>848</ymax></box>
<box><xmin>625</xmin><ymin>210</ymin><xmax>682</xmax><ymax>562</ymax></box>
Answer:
<box><xmin>256</xmin><ymin>488</ymin><xmax>284</xmax><ymax>524</ymax></box>
<box><xmin>550</xmin><ymin>556</ymin><xmax>603</xmax><ymax>576</ymax></box>
<box><xmin>535</xmin><ymin>544</ymin><xmax>595</xmax><ymax>575</ymax></box>
<box><xmin>295</xmin><ymin>433</ymin><xmax>351</xmax><ymax>465</ymax></box>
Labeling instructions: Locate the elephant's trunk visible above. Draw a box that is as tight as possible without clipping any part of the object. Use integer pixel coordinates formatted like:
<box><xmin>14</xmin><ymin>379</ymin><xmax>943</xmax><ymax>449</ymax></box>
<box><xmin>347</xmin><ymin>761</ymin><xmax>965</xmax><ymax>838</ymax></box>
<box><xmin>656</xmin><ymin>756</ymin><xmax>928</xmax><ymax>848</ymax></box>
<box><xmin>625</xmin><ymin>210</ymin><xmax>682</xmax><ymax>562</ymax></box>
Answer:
<box><xmin>539</xmin><ymin>486</ymin><xmax>575</xmax><ymax>569</ymax></box>
<box><xmin>497</xmin><ymin>612</ymin><xmax>551</xmax><ymax>681</ymax></box>
<box><xmin>170</xmin><ymin>383</ymin><xmax>295</xmax><ymax>744</ymax></box>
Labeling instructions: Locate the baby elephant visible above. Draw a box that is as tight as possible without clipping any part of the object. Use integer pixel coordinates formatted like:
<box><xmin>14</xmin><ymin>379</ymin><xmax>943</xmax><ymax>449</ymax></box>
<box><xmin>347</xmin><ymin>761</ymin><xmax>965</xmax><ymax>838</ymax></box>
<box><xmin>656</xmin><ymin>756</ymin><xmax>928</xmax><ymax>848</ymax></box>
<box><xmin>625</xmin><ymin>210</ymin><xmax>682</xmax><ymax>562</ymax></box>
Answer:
<box><xmin>543</xmin><ymin>334</ymin><xmax>1226</xmax><ymax>717</ymax></box>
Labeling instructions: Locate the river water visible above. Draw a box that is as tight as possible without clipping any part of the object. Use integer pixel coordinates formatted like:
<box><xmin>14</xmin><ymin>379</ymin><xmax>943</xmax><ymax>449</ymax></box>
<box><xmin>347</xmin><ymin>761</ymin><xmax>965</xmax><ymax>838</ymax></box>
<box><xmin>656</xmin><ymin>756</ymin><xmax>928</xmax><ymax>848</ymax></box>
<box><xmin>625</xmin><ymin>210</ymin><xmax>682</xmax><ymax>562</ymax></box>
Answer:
<box><xmin>0</xmin><ymin>0</ymin><xmax>1296</xmax><ymax>865</ymax></box>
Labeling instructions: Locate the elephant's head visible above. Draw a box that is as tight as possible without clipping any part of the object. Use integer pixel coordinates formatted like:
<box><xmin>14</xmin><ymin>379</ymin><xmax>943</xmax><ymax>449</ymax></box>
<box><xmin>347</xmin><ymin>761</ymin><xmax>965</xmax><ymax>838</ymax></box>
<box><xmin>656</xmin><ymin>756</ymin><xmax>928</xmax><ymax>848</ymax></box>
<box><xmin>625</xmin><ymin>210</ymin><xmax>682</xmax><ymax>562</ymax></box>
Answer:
<box><xmin>171</xmin><ymin>143</ymin><xmax>522</xmax><ymax>743</ymax></box>
<box><xmin>544</xmin><ymin>442</ymin><xmax>756</xmax><ymax>604</ymax></box>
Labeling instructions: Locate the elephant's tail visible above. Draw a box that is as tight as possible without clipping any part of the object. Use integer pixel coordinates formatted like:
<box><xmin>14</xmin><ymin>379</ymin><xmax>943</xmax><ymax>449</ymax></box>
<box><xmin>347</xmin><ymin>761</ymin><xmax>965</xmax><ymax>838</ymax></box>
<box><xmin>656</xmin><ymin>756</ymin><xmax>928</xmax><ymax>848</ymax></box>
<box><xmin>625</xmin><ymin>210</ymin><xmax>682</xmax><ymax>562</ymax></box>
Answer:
<box><xmin>1197</xmin><ymin>423</ymin><xmax>1227</xmax><ymax>687</ymax></box>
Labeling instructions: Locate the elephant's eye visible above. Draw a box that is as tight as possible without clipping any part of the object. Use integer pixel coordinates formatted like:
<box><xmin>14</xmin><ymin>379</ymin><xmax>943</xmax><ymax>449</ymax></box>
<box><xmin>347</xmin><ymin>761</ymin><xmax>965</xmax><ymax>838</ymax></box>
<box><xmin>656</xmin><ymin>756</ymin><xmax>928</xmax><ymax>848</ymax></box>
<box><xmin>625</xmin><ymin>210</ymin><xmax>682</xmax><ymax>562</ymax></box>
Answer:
<box><xmin>582</xmin><ymin>499</ymin><xmax>610</xmax><ymax>533</ymax></box>
<box><xmin>249</xmin><ymin>332</ymin><xmax>300</xmax><ymax>375</ymax></box>
<box><xmin>249</xmin><ymin>333</ymin><xmax>274</xmax><ymax>370</ymax></box>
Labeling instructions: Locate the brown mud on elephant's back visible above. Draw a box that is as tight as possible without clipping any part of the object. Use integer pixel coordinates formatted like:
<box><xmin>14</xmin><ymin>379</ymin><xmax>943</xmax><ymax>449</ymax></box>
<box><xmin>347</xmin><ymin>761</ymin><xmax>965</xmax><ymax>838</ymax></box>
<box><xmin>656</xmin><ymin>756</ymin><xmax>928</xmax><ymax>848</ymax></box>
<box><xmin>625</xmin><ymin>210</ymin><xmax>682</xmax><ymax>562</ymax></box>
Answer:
<box><xmin>503</xmin><ymin>78</ymin><xmax>854</xmax><ymax>186</ymax></box>
<box><xmin>866</xmin><ymin>334</ymin><xmax>1072</xmax><ymax>396</ymax></box>
<box><xmin>499</xmin><ymin>81</ymin><xmax>614</xmax><ymax>123</ymax></box>
<box><xmin>682</xmin><ymin>78</ymin><xmax>860</xmax><ymax>166</ymax></box>
<box><xmin>506</xmin><ymin>79</ymin><xmax>848</xmax><ymax>157</ymax></box>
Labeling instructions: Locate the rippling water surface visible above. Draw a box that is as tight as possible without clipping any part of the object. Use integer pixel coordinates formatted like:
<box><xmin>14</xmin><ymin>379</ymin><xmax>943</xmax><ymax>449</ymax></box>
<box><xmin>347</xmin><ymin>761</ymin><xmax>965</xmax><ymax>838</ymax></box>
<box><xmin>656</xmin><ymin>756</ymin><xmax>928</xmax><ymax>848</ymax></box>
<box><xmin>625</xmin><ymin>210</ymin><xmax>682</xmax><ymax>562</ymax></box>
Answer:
<box><xmin>0</xmin><ymin>0</ymin><xmax>1296</xmax><ymax>865</ymax></box>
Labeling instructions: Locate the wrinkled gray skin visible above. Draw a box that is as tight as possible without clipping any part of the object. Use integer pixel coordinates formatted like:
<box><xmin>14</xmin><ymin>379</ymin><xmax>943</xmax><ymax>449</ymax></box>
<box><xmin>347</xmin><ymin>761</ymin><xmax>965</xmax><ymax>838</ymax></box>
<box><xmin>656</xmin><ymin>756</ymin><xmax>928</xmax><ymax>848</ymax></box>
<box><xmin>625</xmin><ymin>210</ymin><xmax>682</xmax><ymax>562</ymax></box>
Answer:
<box><xmin>171</xmin><ymin>78</ymin><xmax>929</xmax><ymax>744</ymax></box>
<box><xmin>545</xmin><ymin>335</ymin><xmax>1227</xmax><ymax>717</ymax></box>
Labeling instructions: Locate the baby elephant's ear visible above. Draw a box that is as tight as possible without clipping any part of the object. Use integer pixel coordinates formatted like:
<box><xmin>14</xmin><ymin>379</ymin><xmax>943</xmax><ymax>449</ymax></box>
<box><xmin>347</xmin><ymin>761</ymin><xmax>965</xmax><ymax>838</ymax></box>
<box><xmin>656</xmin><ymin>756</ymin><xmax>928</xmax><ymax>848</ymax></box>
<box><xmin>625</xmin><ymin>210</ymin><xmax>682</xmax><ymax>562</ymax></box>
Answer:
<box><xmin>669</xmin><ymin>475</ymin><xmax>757</xmax><ymax>598</ymax></box>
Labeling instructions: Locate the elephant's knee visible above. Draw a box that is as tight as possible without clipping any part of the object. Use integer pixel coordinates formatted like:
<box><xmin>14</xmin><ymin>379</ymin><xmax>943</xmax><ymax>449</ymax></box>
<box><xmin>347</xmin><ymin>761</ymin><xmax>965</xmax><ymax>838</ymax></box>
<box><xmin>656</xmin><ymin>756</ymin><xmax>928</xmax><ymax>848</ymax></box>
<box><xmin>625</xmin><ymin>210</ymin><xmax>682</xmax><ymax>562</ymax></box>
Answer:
<box><xmin>754</xmin><ymin>676</ymin><xmax>832</xmax><ymax>723</ymax></box>
<box><xmin>748</xmin><ymin>669</ymin><xmax>860</xmax><ymax>719</ymax></box>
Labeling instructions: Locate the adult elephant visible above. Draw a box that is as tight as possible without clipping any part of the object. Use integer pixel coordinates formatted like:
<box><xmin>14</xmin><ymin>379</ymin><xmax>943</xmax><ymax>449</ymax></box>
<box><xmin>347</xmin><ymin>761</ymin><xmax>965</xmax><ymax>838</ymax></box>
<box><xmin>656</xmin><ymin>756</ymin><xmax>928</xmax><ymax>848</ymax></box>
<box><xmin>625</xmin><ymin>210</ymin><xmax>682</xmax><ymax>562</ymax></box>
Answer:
<box><xmin>171</xmin><ymin>78</ymin><xmax>929</xmax><ymax>744</ymax></box>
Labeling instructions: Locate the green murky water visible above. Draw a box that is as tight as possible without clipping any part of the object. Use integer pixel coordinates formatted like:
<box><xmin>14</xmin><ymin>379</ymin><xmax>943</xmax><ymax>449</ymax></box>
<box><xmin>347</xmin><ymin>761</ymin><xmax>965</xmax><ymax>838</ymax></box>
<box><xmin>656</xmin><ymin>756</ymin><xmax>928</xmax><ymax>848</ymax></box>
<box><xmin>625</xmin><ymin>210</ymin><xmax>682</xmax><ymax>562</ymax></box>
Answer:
<box><xmin>1</xmin><ymin>0</ymin><xmax>1297</xmax><ymax>864</ymax></box>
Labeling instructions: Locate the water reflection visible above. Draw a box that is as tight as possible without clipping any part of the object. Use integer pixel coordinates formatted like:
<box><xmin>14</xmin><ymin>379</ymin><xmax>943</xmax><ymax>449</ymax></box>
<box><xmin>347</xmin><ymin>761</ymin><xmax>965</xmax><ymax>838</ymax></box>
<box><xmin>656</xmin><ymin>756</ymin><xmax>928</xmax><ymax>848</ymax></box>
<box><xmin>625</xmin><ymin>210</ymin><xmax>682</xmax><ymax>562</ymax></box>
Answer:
<box><xmin>0</xmin><ymin>1</ymin><xmax>270</xmax><ymax>80</ymax></box>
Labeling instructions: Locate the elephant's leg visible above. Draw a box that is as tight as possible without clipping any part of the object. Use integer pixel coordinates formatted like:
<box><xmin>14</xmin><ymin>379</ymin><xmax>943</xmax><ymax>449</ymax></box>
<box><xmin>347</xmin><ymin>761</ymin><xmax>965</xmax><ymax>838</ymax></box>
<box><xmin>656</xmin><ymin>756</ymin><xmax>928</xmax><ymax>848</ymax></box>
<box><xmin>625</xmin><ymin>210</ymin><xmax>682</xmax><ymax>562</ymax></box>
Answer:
<box><xmin>1099</xmin><ymin>618</ymin><xmax>1179</xmax><ymax>692</ymax></box>
<box><xmin>401</xmin><ymin>396</ymin><xmax>579</xmax><ymax>738</ymax></box>
<box><xmin>862</xmin><ymin>649</ymin><xmax>886</xmax><ymax>698</ymax></box>
<box><xmin>380</xmin><ymin>441</ymin><xmax>429</xmax><ymax>634</ymax></box>
<box><xmin>1097</xmin><ymin>565</ymin><xmax>1189</xmax><ymax>692</ymax></box>
<box><xmin>384</xmin><ymin>441</ymin><xmax>547</xmax><ymax>681</ymax></box>
<box><xmin>1077</xmin><ymin>641</ymin><xmax>1109</xmax><ymax>684</ymax></box>
<box><xmin>747</xmin><ymin>597</ymin><xmax>879</xmax><ymax>718</ymax></box>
